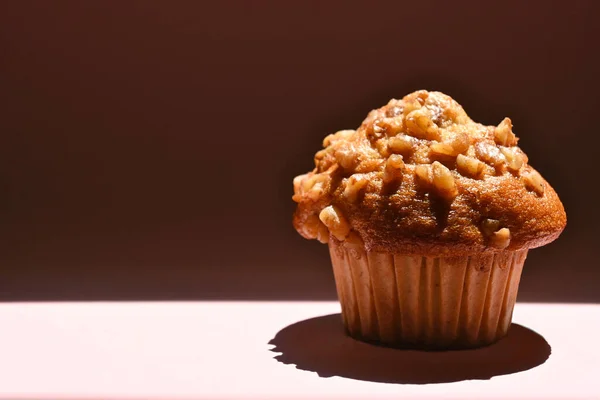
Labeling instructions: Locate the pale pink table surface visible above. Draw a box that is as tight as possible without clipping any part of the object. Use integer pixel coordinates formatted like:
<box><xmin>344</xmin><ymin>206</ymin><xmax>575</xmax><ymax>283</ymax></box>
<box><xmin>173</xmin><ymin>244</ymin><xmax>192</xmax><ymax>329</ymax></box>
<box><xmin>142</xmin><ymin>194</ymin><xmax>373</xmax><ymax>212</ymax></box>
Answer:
<box><xmin>0</xmin><ymin>301</ymin><xmax>598</xmax><ymax>400</ymax></box>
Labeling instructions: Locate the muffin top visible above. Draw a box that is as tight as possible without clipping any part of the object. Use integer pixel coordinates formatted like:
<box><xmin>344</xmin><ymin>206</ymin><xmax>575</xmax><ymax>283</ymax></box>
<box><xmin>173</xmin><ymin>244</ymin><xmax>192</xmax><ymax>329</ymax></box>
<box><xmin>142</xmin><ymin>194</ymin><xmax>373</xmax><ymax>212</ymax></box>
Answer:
<box><xmin>292</xmin><ymin>90</ymin><xmax>566</xmax><ymax>256</ymax></box>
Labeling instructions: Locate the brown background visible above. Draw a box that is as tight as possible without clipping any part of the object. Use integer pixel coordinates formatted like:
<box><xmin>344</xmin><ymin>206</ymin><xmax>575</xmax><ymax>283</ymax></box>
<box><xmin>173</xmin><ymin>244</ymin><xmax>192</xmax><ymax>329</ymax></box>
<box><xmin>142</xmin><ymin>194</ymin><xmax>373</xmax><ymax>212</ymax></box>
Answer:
<box><xmin>0</xmin><ymin>1</ymin><xmax>598</xmax><ymax>302</ymax></box>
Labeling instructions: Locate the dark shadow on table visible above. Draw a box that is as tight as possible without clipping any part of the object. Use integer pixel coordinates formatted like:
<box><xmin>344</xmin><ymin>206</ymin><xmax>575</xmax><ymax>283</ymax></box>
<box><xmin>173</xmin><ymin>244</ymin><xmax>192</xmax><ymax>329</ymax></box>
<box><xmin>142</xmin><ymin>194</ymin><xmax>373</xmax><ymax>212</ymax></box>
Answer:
<box><xmin>269</xmin><ymin>314</ymin><xmax>551</xmax><ymax>384</ymax></box>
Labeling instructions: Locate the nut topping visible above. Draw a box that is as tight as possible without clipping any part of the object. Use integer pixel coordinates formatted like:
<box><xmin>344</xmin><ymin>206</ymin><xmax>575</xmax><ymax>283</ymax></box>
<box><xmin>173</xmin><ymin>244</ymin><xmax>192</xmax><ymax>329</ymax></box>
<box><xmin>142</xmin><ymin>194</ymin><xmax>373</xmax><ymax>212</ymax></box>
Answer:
<box><xmin>405</xmin><ymin>108</ymin><xmax>441</xmax><ymax>140</ymax></box>
<box><xmin>388</xmin><ymin>135</ymin><xmax>416</xmax><ymax>155</ymax></box>
<box><xmin>414</xmin><ymin>164</ymin><xmax>432</xmax><ymax>186</ymax></box>
<box><xmin>319</xmin><ymin>205</ymin><xmax>351</xmax><ymax>241</ymax></box>
<box><xmin>429</xmin><ymin>142</ymin><xmax>456</xmax><ymax>157</ymax></box>
<box><xmin>523</xmin><ymin>170</ymin><xmax>545</xmax><ymax>196</ymax></box>
<box><xmin>293</xmin><ymin>91</ymin><xmax>563</xmax><ymax>251</ymax></box>
<box><xmin>481</xmin><ymin>218</ymin><xmax>501</xmax><ymax>235</ymax></box>
<box><xmin>475</xmin><ymin>142</ymin><xmax>506</xmax><ymax>168</ymax></box>
<box><xmin>500</xmin><ymin>147</ymin><xmax>524</xmax><ymax>173</ymax></box>
<box><xmin>490</xmin><ymin>227</ymin><xmax>511</xmax><ymax>249</ymax></box>
<box><xmin>383</xmin><ymin>154</ymin><xmax>405</xmax><ymax>184</ymax></box>
<box><xmin>344</xmin><ymin>174</ymin><xmax>369</xmax><ymax>202</ymax></box>
<box><xmin>456</xmin><ymin>154</ymin><xmax>485</xmax><ymax>178</ymax></box>
<box><xmin>431</xmin><ymin>161</ymin><xmax>458</xmax><ymax>199</ymax></box>
<box><xmin>494</xmin><ymin>118</ymin><xmax>517</xmax><ymax>146</ymax></box>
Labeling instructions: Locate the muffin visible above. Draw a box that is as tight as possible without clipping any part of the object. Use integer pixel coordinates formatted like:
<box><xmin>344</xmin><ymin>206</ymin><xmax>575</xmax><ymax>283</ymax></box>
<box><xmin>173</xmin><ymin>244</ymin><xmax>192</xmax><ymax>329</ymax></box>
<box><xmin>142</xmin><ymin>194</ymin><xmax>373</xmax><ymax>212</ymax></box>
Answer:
<box><xmin>292</xmin><ymin>90</ymin><xmax>566</xmax><ymax>349</ymax></box>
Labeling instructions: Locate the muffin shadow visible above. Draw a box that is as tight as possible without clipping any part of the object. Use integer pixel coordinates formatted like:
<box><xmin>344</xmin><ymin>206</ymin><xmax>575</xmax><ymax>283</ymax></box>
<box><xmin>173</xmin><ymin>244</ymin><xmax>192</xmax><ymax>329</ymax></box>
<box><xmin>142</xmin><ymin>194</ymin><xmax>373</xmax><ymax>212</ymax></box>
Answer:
<box><xmin>269</xmin><ymin>313</ymin><xmax>551</xmax><ymax>385</ymax></box>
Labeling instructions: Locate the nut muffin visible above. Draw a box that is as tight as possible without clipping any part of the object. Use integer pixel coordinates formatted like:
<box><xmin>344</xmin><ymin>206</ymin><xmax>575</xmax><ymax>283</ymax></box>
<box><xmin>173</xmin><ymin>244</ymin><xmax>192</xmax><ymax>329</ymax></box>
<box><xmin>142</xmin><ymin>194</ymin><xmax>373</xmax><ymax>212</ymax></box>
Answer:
<box><xmin>292</xmin><ymin>90</ymin><xmax>566</xmax><ymax>349</ymax></box>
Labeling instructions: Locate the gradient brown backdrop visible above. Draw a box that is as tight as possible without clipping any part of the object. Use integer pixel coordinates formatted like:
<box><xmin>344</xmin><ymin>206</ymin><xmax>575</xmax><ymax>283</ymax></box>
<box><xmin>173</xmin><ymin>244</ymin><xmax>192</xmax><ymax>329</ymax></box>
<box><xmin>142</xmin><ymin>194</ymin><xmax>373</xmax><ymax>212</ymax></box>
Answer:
<box><xmin>1</xmin><ymin>1</ymin><xmax>598</xmax><ymax>302</ymax></box>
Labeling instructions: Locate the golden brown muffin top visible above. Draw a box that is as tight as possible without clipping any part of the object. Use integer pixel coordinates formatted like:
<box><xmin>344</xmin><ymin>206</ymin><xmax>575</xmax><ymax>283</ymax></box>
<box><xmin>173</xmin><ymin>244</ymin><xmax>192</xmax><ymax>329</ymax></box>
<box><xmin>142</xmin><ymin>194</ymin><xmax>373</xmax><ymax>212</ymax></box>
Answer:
<box><xmin>292</xmin><ymin>90</ymin><xmax>566</xmax><ymax>256</ymax></box>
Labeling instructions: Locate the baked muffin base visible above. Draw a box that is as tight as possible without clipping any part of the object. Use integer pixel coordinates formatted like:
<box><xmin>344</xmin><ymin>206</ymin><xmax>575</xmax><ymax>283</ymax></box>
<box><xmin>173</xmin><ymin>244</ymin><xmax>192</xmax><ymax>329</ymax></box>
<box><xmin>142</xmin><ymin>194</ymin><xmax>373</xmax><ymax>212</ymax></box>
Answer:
<box><xmin>328</xmin><ymin>239</ymin><xmax>528</xmax><ymax>349</ymax></box>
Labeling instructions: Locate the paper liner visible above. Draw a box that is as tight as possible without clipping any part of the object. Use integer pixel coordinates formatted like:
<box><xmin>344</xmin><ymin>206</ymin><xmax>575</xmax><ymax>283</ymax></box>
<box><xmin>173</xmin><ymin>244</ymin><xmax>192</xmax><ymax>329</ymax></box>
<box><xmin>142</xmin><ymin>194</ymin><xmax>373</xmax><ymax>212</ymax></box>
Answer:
<box><xmin>328</xmin><ymin>240</ymin><xmax>528</xmax><ymax>349</ymax></box>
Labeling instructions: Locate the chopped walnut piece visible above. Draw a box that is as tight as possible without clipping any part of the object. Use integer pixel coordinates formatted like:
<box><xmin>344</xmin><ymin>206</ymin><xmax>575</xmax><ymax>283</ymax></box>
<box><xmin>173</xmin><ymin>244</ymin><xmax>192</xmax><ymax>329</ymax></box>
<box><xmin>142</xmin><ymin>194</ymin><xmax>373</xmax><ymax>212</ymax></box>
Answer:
<box><xmin>430</xmin><ymin>131</ymin><xmax>470</xmax><ymax>159</ymax></box>
<box><xmin>523</xmin><ymin>170</ymin><xmax>545</xmax><ymax>196</ymax></box>
<box><xmin>494</xmin><ymin>118</ymin><xmax>517</xmax><ymax>146</ymax></box>
<box><xmin>293</xmin><ymin>173</ymin><xmax>307</xmax><ymax>195</ymax></box>
<box><xmin>375</xmin><ymin>138</ymin><xmax>390</xmax><ymax>157</ymax></box>
<box><xmin>414</xmin><ymin>164</ymin><xmax>432</xmax><ymax>186</ymax></box>
<box><xmin>378</xmin><ymin>118</ymin><xmax>404</xmax><ymax>137</ymax></box>
<box><xmin>355</xmin><ymin>158</ymin><xmax>383</xmax><ymax>173</ymax></box>
<box><xmin>385</xmin><ymin>104</ymin><xmax>403</xmax><ymax>117</ymax></box>
<box><xmin>365</xmin><ymin>120</ymin><xmax>387</xmax><ymax>140</ymax></box>
<box><xmin>334</xmin><ymin>146</ymin><xmax>359</xmax><ymax>170</ymax></box>
<box><xmin>490</xmin><ymin>227</ymin><xmax>511</xmax><ymax>249</ymax></box>
<box><xmin>403</xmin><ymin>98</ymin><xmax>422</xmax><ymax>115</ymax></box>
<box><xmin>319</xmin><ymin>205</ymin><xmax>351</xmax><ymax>241</ymax></box>
<box><xmin>344</xmin><ymin>174</ymin><xmax>369</xmax><ymax>202</ymax></box>
<box><xmin>405</xmin><ymin>109</ymin><xmax>441</xmax><ymax>140</ymax></box>
<box><xmin>431</xmin><ymin>161</ymin><xmax>458</xmax><ymax>199</ymax></box>
<box><xmin>475</xmin><ymin>142</ymin><xmax>506</xmax><ymax>168</ymax></box>
<box><xmin>447</xmin><ymin>131</ymin><xmax>470</xmax><ymax>154</ymax></box>
<box><xmin>429</xmin><ymin>142</ymin><xmax>456</xmax><ymax>157</ymax></box>
<box><xmin>372</xmin><ymin>121</ymin><xmax>386</xmax><ymax>138</ymax></box>
<box><xmin>307</xmin><ymin>184</ymin><xmax>325</xmax><ymax>200</ymax></box>
<box><xmin>481</xmin><ymin>219</ymin><xmax>510</xmax><ymax>248</ymax></box>
<box><xmin>383</xmin><ymin>154</ymin><xmax>405</xmax><ymax>184</ymax></box>
<box><xmin>388</xmin><ymin>135</ymin><xmax>416</xmax><ymax>155</ymax></box>
<box><xmin>481</xmin><ymin>218</ymin><xmax>501</xmax><ymax>236</ymax></box>
<box><xmin>298</xmin><ymin>173</ymin><xmax>330</xmax><ymax>201</ymax></box>
<box><xmin>456</xmin><ymin>154</ymin><xmax>485</xmax><ymax>178</ymax></box>
<box><xmin>323</xmin><ymin>130</ymin><xmax>356</xmax><ymax>147</ymax></box>
<box><xmin>314</xmin><ymin>149</ymin><xmax>327</xmax><ymax>161</ymax></box>
<box><xmin>500</xmin><ymin>147</ymin><xmax>524</xmax><ymax>173</ymax></box>
<box><xmin>301</xmin><ymin>213</ymin><xmax>322</xmax><ymax>238</ymax></box>
<box><xmin>316</xmin><ymin>222</ymin><xmax>330</xmax><ymax>244</ymax></box>
<box><xmin>292</xmin><ymin>173</ymin><xmax>326</xmax><ymax>201</ymax></box>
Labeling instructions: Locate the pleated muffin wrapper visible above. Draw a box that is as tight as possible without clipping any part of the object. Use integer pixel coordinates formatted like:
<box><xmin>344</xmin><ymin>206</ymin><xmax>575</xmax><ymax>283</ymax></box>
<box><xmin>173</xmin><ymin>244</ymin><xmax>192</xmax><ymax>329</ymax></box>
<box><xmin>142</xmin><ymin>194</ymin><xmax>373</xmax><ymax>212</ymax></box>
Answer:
<box><xmin>328</xmin><ymin>238</ymin><xmax>528</xmax><ymax>349</ymax></box>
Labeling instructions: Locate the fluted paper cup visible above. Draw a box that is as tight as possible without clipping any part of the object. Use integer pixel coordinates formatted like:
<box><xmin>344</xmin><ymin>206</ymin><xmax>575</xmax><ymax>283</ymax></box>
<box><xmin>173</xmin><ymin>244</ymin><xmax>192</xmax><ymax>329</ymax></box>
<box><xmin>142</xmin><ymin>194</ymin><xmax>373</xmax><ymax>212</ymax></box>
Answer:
<box><xmin>328</xmin><ymin>239</ymin><xmax>528</xmax><ymax>349</ymax></box>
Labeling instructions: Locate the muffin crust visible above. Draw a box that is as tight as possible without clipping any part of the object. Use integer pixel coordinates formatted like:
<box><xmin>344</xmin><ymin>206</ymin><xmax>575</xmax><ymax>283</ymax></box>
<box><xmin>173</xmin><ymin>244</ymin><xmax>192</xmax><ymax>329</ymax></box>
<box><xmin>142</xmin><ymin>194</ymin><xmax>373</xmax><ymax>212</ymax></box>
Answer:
<box><xmin>293</xmin><ymin>90</ymin><xmax>566</xmax><ymax>256</ymax></box>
